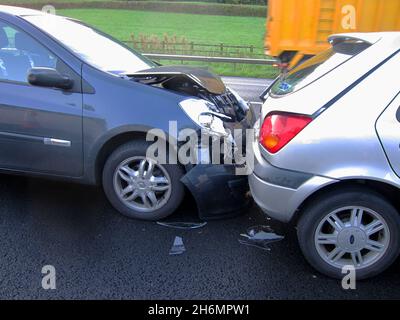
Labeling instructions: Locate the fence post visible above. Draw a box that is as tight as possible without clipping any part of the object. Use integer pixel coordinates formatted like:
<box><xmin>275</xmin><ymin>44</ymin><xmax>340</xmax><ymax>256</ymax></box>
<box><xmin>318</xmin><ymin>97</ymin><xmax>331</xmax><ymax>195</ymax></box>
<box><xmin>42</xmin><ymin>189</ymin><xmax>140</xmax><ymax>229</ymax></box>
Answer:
<box><xmin>220</xmin><ymin>43</ymin><xmax>224</xmax><ymax>55</ymax></box>
<box><xmin>130</xmin><ymin>34</ymin><xmax>135</xmax><ymax>48</ymax></box>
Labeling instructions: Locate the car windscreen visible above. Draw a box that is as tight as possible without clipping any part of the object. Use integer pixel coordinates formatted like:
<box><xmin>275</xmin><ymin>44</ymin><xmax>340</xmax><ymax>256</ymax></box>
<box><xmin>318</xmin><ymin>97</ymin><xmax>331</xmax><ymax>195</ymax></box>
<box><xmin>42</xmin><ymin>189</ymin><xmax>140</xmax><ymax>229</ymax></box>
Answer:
<box><xmin>270</xmin><ymin>39</ymin><xmax>371</xmax><ymax>97</ymax></box>
<box><xmin>24</xmin><ymin>14</ymin><xmax>155</xmax><ymax>75</ymax></box>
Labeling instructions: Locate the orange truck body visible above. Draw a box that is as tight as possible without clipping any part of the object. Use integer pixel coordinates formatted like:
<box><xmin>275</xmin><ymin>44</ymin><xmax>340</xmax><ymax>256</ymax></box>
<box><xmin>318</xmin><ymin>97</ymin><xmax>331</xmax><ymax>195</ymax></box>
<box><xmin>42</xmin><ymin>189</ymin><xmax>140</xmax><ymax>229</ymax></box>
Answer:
<box><xmin>265</xmin><ymin>0</ymin><xmax>400</xmax><ymax>66</ymax></box>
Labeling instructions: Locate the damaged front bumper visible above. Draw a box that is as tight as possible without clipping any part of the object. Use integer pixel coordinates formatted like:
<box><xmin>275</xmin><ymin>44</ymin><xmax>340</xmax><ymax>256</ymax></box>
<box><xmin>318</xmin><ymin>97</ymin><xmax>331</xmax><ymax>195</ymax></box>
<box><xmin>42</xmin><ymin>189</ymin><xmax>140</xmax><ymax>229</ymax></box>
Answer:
<box><xmin>178</xmin><ymin>96</ymin><xmax>255</xmax><ymax>220</ymax></box>
<box><xmin>132</xmin><ymin>66</ymin><xmax>254</xmax><ymax>219</ymax></box>
<box><xmin>181</xmin><ymin>164</ymin><xmax>251</xmax><ymax>220</ymax></box>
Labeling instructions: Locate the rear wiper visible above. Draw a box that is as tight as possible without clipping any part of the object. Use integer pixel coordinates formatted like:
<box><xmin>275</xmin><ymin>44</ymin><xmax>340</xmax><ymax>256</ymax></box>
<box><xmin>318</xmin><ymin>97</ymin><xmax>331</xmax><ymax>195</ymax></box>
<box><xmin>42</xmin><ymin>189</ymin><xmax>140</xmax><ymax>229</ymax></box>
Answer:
<box><xmin>259</xmin><ymin>78</ymin><xmax>279</xmax><ymax>102</ymax></box>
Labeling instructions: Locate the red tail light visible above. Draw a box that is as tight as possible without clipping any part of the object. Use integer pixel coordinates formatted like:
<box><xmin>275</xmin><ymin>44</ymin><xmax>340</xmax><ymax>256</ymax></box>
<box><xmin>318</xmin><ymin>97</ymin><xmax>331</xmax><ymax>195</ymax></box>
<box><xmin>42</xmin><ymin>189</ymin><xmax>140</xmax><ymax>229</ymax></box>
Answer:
<box><xmin>259</xmin><ymin>113</ymin><xmax>312</xmax><ymax>154</ymax></box>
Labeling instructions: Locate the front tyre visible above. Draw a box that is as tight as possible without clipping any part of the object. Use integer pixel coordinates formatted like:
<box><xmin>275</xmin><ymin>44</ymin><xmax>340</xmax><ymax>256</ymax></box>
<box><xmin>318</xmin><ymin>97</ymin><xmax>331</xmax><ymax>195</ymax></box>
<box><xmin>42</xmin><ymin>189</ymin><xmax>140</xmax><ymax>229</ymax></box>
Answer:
<box><xmin>297</xmin><ymin>187</ymin><xmax>400</xmax><ymax>280</ymax></box>
<box><xmin>102</xmin><ymin>141</ymin><xmax>185</xmax><ymax>220</ymax></box>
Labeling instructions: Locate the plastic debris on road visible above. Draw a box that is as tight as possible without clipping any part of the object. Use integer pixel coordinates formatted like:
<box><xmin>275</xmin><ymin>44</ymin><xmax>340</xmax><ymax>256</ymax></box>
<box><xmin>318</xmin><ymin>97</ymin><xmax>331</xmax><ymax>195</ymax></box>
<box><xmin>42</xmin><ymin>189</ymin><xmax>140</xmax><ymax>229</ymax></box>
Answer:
<box><xmin>157</xmin><ymin>221</ymin><xmax>207</xmax><ymax>230</ymax></box>
<box><xmin>239</xmin><ymin>225</ymin><xmax>284</xmax><ymax>251</ymax></box>
<box><xmin>169</xmin><ymin>236</ymin><xmax>186</xmax><ymax>255</ymax></box>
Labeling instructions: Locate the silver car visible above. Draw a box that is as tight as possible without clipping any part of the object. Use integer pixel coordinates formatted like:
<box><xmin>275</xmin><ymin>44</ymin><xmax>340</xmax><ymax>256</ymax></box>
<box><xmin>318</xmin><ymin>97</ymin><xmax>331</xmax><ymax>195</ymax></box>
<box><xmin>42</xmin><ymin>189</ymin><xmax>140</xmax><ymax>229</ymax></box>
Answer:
<box><xmin>250</xmin><ymin>32</ymin><xmax>400</xmax><ymax>279</ymax></box>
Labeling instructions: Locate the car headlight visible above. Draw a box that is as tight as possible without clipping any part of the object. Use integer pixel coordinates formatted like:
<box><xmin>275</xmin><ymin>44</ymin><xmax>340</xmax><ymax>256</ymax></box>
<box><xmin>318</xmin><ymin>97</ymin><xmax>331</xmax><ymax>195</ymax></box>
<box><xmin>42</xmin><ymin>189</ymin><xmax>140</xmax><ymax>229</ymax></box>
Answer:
<box><xmin>179</xmin><ymin>98</ymin><xmax>229</xmax><ymax>137</ymax></box>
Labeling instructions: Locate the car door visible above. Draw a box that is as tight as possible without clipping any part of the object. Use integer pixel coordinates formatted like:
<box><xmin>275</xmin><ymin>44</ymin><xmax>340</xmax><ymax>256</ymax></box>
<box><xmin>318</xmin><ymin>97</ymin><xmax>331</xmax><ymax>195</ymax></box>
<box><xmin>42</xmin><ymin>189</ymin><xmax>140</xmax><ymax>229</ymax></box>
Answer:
<box><xmin>0</xmin><ymin>20</ymin><xmax>83</xmax><ymax>177</ymax></box>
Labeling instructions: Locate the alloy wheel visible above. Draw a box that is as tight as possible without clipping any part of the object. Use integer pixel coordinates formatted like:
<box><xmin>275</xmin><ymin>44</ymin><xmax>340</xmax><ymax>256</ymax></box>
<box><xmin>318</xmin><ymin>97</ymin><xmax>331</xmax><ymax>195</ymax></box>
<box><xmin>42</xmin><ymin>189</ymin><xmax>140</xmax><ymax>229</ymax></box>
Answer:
<box><xmin>113</xmin><ymin>156</ymin><xmax>172</xmax><ymax>213</ymax></box>
<box><xmin>314</xmin><ymin>206</ymin><xmax>390</xmax><ymax>270</ymax></box>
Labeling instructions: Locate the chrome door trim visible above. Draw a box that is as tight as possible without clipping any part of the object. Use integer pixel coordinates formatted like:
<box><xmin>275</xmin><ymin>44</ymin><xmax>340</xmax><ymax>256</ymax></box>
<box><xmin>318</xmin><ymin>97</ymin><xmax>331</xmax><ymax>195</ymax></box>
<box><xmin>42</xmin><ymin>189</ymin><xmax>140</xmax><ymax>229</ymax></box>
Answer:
<box><xmin>0</xmin><ymin>131</ymin><xmax>71</xmax><ymax>147</ymax></box>
<box><xmin>43</xmin><ymin>138</ymin><xmax>71</xmax><ymax>147</ymax></box>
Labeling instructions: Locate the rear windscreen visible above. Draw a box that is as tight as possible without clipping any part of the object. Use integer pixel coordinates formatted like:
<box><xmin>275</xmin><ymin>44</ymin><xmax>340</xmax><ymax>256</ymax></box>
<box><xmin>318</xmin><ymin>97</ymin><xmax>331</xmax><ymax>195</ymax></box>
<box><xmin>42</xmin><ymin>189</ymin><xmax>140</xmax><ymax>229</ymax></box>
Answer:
<box><xmin>270</xmin><ymin>40</ymin><xmax>372</xmax><ymax>96</ymax></box>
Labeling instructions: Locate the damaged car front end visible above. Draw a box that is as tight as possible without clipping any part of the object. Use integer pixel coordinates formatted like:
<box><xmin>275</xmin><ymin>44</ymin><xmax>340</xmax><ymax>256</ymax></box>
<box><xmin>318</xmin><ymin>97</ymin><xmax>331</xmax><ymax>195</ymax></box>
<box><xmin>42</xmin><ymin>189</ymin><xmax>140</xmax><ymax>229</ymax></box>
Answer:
<box><xmin>129</xmin><ymin>66</ymin><xmax>254</xmax><ymax>219</ymax></box>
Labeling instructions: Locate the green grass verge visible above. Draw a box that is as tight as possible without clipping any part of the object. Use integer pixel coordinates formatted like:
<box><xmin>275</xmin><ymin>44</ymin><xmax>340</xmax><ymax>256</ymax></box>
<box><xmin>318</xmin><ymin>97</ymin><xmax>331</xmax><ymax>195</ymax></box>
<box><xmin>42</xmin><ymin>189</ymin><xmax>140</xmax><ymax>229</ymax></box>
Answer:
<box><xmin>3</xmin><ymin>0</ymin><xmax>104</xmax><ymax>3</ymax></box>
<box><xmin>59</xmin><ymin>9</ymin><xmax>265</xmax><ymax>48</ymax></box>
<box><xmin>49</xmin><ymin>8</ymin><xmax>273</xmax><ymax>78</ymax></box>
<box><xmin>6</xmin><ymin>1</ymin><xmax>266</xmax><ymax>17</ymax></box>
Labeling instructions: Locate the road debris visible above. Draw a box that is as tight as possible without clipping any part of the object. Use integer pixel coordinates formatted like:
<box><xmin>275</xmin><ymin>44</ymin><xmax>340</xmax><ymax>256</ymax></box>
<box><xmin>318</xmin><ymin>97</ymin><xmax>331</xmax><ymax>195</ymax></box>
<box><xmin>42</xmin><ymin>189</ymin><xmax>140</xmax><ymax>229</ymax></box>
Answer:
<box><xmin>157</xmin><ymin>221</ymin><xmax>207</xmax><ymax>230</ymax></box>
<box><xmin>169</xmin><ymin>236</ymin><xmax>186</xmax><ymax>255</ymax></box>
<box><xmin>239</xmin><ymin>225</ymin><xmax>284</xmax><ymax>251</ymax></box>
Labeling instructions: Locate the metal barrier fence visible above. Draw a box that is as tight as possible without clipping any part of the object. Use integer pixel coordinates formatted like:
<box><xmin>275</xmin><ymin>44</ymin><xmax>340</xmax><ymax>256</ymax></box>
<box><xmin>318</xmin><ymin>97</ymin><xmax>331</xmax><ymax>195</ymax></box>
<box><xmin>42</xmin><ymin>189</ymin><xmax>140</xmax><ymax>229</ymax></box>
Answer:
<box><xmin>123</xmin><ymin>39</ymin><xmax>278</xmax><ymax>72</ymax></box>
<box><xmin>142</xmin><ymin>53</ymin><xmax>277</xmax><ymax>66</ymax></box>
<box><xmin>123</xmin><ymin>39</ymin><xmax>266</xmax><ymax>59</ymax></box>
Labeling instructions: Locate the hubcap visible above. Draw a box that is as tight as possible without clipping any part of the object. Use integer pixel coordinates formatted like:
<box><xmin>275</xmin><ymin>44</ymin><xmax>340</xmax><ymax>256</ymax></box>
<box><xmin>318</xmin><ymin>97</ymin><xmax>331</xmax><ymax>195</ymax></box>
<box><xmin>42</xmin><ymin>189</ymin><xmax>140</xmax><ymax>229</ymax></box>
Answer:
<box><xmin>315</xmin><ymin>206</ymin><xmax>390</xmax><ymax>269</ymax></box>
<box><xmin>113</xmin><ymin>156</ymin><xmax>171</xmax><ymax>213</ymax></box>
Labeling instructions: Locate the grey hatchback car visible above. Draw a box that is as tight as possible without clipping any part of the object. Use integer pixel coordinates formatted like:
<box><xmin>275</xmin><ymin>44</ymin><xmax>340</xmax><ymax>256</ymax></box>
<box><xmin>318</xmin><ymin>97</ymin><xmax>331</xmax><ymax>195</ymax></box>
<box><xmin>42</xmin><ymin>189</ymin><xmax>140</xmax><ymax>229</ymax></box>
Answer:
<box><xmin>0</xmin><ymin>6</ymin><xmax>252</xmax><ymax>221</ymax></box>
<box><xmin>251</xmin><ymin>32</ymin><xmax>400</xmax><ymax>279</ymax></box>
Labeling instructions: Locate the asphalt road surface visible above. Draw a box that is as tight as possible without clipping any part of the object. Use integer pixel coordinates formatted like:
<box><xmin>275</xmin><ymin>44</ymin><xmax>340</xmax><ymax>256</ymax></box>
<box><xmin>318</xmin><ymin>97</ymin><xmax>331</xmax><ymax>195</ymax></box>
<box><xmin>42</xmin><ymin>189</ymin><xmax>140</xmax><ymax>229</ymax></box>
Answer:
<box><xmin>0</xmin><ymin>78</ymin><xmax>399</xmax><ymax>300</ymax></box>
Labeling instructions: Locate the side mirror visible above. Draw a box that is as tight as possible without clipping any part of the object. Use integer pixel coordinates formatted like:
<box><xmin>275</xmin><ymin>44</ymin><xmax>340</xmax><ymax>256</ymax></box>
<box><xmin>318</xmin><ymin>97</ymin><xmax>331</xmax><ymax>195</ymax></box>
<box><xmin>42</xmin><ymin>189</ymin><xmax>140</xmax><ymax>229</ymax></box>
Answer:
<box><xmin>28</xmin><ymin>67</ymin><xmax>74</xmax><ymax>90</ymax></box>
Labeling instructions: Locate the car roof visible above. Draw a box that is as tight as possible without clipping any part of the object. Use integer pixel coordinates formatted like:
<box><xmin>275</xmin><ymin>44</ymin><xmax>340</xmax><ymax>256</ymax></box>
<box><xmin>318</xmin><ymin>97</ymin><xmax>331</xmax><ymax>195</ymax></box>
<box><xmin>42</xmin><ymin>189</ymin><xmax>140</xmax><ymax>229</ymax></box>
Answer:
<box><xmin>0</xmin><ymin>5</ymin><xmax>45</xmax><ymax>17</ymax></box>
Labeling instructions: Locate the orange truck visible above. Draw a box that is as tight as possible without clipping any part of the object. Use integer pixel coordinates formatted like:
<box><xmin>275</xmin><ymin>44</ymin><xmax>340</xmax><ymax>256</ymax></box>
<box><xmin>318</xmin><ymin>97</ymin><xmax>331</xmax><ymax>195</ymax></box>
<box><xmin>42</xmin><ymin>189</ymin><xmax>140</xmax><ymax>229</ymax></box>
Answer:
<box><xmin>265</xmin><ymin>0</ymin><xmax>400</xmax><ymax>68</ymax></box>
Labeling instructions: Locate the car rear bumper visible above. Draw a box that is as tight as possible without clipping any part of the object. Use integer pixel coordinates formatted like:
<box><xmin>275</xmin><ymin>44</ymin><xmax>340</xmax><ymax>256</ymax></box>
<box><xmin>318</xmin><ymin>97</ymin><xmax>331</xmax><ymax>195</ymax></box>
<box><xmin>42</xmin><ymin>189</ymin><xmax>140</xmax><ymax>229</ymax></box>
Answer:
<box><xmin>249</xmin><ymin>142</ymin><xmax>337</xmax><ymax>222</ymax></box>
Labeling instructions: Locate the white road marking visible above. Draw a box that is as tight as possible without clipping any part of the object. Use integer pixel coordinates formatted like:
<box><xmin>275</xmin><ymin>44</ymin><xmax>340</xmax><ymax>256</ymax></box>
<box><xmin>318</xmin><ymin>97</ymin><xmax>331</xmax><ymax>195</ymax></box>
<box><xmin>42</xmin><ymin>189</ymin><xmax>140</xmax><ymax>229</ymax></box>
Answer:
<box><xmin>250</xmin><ymin>102</ymin><xmax>263</xmax><ymax>105</ymax></box>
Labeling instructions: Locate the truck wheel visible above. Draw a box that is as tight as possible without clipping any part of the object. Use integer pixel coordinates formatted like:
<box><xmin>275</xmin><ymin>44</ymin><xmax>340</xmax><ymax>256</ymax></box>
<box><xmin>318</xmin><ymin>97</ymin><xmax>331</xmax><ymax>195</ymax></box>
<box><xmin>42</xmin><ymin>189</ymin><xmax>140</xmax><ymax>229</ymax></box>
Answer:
<box><xmin>297</xmin><ymin>187</ymin><xmax>400</xmax><ymax>280</ymax></box>
<box><xmin>102</xmin><ymin>141</ymin><xmax>185</xmax><ymax>220</ymax></box>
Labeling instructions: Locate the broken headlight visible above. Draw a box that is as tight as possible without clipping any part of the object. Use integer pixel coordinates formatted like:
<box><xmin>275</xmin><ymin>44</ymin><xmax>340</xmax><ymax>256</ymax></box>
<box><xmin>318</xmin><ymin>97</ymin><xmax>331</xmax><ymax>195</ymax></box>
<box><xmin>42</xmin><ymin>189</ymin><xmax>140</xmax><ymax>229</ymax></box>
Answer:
<box><xmin>179</xmin><ymin>98</ymin><xmax>230</xmax><ymax>137</ymax></box>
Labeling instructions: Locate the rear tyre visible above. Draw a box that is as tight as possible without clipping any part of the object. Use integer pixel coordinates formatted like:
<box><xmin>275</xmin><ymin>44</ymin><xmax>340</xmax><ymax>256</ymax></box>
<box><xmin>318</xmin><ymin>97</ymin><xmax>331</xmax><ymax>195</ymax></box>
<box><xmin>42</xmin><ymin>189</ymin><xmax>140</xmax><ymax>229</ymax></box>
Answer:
<box><xmin>102</xmin><ymin>141</ymin><xmax>185</xmax><ymax>220</ymax></box>
<box><xmin>297</xmin><ymin>187</ymin><xmax>400</xmax><ymax>279</ymax></box>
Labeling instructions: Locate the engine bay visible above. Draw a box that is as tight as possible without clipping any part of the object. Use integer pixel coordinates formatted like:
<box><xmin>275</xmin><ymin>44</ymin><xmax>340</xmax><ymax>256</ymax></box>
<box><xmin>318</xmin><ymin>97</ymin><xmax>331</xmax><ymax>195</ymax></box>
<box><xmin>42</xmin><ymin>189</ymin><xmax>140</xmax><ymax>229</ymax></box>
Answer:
<box><xmin>128</xmin><ymin>66</ymin><xmax>249</xmax><ymax>123</ymax></box>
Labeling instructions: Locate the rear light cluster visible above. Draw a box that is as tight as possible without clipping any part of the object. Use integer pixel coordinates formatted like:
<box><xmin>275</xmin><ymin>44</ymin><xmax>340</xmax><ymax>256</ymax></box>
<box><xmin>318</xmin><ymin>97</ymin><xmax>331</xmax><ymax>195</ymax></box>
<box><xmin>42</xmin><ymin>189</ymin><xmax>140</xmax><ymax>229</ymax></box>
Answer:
<box><xmin>259</xmin><ymin>113</ymin><xmax>312</xmax><ymax>153</ymax></box>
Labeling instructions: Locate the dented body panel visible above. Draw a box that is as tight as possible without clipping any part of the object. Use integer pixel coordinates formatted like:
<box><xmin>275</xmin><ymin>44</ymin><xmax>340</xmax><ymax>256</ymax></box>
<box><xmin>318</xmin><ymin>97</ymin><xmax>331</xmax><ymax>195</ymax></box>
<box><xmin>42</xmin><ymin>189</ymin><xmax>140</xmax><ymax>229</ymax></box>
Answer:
<box><xmin>129</xmin><ymin>66</ymin><xmax>226</xmax><ymax>95</ymax></box>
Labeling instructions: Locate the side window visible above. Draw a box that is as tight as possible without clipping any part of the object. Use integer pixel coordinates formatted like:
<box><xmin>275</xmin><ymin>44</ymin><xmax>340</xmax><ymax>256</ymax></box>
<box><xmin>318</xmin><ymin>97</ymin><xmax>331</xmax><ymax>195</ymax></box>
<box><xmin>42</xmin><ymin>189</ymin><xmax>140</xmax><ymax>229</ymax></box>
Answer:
<box><xmin>0</xmin><ymin>22</ymin><xmax>58</xmax><ymax>83</ymax></box>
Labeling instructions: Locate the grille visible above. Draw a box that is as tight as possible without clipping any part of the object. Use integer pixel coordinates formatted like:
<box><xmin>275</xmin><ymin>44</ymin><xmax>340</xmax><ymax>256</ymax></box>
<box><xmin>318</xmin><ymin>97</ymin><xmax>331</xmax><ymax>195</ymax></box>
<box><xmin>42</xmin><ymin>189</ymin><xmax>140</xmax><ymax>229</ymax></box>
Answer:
<box><xmin>209</xmin><ymin>92</ymin><xmax>239</xmax><ymax>118</ymax></box>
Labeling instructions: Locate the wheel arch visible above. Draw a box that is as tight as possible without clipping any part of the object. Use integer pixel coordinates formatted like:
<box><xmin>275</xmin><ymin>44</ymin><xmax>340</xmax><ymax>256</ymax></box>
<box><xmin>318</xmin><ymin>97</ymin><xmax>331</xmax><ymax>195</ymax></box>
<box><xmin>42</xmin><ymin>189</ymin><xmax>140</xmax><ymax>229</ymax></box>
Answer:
<box><xmin>292</xmin><ymin>178</ymin><xmax>400</xmax><ymax>225</ymax></box>
<box><xmin>91</xmin><ymin>128</ymin><xmax>181</xmax><ymax>185</ymax></box>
